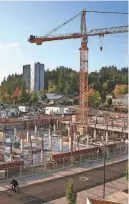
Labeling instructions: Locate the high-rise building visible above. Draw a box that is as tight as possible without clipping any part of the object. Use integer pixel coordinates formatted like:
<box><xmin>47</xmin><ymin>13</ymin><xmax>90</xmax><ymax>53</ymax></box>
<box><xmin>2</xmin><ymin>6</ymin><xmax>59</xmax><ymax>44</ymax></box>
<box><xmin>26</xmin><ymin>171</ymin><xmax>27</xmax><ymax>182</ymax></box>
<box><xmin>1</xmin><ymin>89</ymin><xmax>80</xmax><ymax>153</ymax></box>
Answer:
<box><xmin>23</xmin><ymin>65</ymin><xmax>31</xmax><ymax>90</ymax></box>
<box><xmin>30</xmin><ymin>62</ymin><xmax>45</xmax><ymax>92</ymax></box>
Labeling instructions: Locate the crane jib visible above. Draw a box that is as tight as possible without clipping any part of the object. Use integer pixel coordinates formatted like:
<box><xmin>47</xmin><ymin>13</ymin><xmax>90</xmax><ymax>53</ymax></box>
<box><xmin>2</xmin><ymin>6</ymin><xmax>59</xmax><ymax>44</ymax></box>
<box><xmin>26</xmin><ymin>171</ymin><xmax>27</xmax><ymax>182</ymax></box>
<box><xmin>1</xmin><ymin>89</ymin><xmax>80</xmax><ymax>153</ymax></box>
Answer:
<box><xmin>28</xmin><ymin>25</ymin><xmax>128</xmax><ymax>43</ymax></box>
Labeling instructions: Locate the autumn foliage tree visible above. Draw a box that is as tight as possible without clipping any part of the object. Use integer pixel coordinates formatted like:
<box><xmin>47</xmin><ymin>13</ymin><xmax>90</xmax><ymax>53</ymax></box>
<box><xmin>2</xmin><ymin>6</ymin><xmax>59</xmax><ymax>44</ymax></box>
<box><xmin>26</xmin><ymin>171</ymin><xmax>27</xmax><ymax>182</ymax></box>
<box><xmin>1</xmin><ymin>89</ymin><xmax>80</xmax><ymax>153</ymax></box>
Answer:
<box><xmin>114</xmin><ymin>85</ymin><xmax>128</xmax><ymax>98</ymax></box>
<box><xmin>88</xmin><ymin>89</ymin><xmax>101</xmax><ymax>106</ymax></box>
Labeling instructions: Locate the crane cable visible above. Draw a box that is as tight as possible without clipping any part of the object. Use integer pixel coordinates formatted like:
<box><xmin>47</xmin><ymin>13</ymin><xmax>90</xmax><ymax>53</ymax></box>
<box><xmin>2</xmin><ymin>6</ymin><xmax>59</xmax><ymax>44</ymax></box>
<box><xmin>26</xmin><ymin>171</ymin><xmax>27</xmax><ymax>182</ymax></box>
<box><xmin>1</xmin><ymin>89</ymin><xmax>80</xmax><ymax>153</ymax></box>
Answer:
<box><xmin>44</xmin><ymin>10</ymin><xmax>128</xmax><ymax>37</ymax></box>
<box><xmin>86</xmin><ymin>10</ymin><xmax>128</xmax><ymax>15</ymax></box>
<box><xmin>45</xmin><ymin>11</ymin><xmax>82</xmax><ymax>37</ymax></box>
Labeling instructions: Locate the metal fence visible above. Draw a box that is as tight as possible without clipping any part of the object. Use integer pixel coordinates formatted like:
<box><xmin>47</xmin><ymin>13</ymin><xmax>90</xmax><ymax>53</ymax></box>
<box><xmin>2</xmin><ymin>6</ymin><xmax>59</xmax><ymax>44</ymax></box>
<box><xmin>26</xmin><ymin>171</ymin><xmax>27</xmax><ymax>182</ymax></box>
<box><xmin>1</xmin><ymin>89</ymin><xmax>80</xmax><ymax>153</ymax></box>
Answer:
<box><xmin>0</xmin><ymin>145</ymin><xmax>128</xmax><ymax>182</ymax></box>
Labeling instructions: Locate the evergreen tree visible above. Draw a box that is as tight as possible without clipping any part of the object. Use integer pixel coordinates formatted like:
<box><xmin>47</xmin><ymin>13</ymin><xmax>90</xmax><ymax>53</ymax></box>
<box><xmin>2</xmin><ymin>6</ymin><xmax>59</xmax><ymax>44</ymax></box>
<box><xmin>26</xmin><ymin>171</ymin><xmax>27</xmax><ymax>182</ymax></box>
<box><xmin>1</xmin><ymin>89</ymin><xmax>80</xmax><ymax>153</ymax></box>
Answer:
<box><xmin>66</xmin><ymin>178</ymin><xmax>77</xmax><ymax>204</ymax></box>
<box><xmin>30</xmin><ymin>92</ymin><xmax>38</xmax><ymax>103</ymax></box>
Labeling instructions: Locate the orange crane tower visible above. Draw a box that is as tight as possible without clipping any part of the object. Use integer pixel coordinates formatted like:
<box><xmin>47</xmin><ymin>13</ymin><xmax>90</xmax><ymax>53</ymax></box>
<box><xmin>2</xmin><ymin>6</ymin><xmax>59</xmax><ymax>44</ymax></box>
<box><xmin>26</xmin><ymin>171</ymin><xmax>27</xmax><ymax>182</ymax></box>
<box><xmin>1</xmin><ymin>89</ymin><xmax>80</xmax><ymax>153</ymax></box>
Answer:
<box><xmin>28</xmin><ymin>10</ymin><xmax>128</xmax><ymax>134</ymax></box>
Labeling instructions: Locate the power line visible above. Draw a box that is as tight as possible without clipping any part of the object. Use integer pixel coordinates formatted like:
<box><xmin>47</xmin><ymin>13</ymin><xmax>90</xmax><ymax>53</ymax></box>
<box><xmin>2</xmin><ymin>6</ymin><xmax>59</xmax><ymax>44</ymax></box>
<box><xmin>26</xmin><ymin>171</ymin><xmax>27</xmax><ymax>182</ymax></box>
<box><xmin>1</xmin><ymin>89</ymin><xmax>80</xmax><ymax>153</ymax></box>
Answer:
<box><xmin>86</xmin><ymin>10</ymin><xmax>128</xmax><ymax>15</ymax></box>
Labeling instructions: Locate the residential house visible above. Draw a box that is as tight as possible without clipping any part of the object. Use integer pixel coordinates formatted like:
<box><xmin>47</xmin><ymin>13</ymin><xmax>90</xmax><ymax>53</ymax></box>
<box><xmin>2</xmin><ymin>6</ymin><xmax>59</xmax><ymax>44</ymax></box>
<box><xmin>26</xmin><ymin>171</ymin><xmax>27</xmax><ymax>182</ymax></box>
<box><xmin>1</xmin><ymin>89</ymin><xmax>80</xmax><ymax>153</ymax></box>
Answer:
<box><xmin>6</xmin><ymin>108</ymin><xmax>20</xmax><ymax>118</ymax></box>
<box><xmin>112</xmin><ymin>94</ymin><xmax>128</xmax><ymax>106</ymax></box>
<box><xmin>46</xmin><ymin>93</ymin><xmax>70</xmax><ymax>105</ymax></box>
<box><xmin>45</xmin><ymin>106</ymin><xmax>74</xmax><ymax>115</ymax></box>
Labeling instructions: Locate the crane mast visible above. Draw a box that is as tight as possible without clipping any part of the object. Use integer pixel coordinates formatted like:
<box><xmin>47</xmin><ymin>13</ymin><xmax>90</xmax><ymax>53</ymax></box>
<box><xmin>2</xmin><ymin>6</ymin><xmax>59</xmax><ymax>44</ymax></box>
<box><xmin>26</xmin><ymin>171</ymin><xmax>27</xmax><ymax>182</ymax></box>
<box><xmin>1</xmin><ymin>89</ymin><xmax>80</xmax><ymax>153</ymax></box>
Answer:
<box><xmin>79</xmin><ymin>10</ymin><xmax>88</xmax><ymax>132</ymax></box>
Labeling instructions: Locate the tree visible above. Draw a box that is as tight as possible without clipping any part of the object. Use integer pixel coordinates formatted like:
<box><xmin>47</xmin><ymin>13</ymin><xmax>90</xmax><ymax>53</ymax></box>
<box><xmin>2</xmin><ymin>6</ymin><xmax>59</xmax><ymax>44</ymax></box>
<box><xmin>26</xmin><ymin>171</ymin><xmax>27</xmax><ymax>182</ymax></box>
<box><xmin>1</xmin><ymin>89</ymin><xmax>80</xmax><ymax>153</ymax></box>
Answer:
<box><xmin>114</xmin><ymin>85</ymin><xmax>128</xmax><ymax>98</ymax></box>
<box><xmin>40</xmin><ymin>93</ymin><xmax>47</xmax><ymax>101</ymax></box>
<box><xmin>58</xmin><ymin>72</ymin><xmax>65</xmax><ymax>93</ymax></box>
<box><xmin>64</xmin><ymin>83</ymin><xmax>71</xmax><ymax>94</ymax></box>
<box><xmin>106</xmin><ymin>98</ymin><xmax>112</xmax><ymax>106</ymax></box>
<box><xmin>88</xmin><ymin>71</ymin><xmax>99</xmax><ymax>84</ymax></box>
<box><xmin>1</xmin><ymin>93</ymin><xmax>12</xmax><ymax>104</ymax></box>
<box><xmin>103</xmin><ymin>82</ymin><xmax>107</xmax><ymax>90</ymax></box>
<box><xmin>106</xmin><ymin>80</ymin><xmax>115</xmax><ymax>93</ymax></box>
<box><xmin>15</xmin><ymin>87</ymin><xmax>20</xmax><ymax>95</ymax></box>
<box><xmin>66</xmin><ymin>178</ymin><xmax>77</xmax><ymax>204</ymax></box>
<box><xmin>0</xmin><ymin>73</ymin><xmax>22</xmax><ymax>95</ymax></box>
<box><xmin>18</xmin><ymin>80</ymin><xmax>27</xmax><ymax>103</ymax></box>
<box><xmin>38</xmin><ymin>89</ymin><xmax>47</xmax><ymax>96</ymax></box>
<box><xmin>30</xmin><ymin>92</ymin><xmax>38</xmax><ymax>103</ymax></box>
<box><xmin>11</xmin><ymin>93</ymin><xmax>18</xmax><ymax>104</ymax></box>
<box><xmin>0</xmin><ymin>65</ymin><xmax>128</xmax><ymax>103</ymax></box>
<box><xmin>69</xmin><ymin>72</ymin><xmax>77</xmax><ymax>93</ymax></box>
<box><xmin>48</xmin><ymin>84</ymin><xmax>58</xmax><ymax>93</ymax></box>
<box><xmin>88</xmin><ymin>89</ymin><xmax>101</xmax><ymax>106</ymax></box>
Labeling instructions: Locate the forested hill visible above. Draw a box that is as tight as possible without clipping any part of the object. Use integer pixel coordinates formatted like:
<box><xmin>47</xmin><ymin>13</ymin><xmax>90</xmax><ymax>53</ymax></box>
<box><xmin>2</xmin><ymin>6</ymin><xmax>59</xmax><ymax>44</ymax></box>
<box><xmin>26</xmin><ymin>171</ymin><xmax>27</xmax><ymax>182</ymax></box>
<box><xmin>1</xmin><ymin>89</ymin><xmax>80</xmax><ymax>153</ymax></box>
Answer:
<box><xmin>0</xmin><ymin>66</ymin><xmax>128</xmax><ymax>97</ymax></box>
<box><xmin>0</xmin><ymin>74</ymin><xmax>23</xmax><ymax>95</ymax></box>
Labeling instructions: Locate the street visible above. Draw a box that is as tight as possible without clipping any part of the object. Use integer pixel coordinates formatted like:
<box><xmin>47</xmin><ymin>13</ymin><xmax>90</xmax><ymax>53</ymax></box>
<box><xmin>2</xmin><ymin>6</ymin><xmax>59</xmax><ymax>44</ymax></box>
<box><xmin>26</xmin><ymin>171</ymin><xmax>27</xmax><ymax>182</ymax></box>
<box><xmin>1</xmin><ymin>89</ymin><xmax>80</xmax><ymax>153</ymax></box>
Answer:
<box><xmin>0</xmin><ymin>160</ymin><xmax>127</xmax><ymax>204</ymax></box>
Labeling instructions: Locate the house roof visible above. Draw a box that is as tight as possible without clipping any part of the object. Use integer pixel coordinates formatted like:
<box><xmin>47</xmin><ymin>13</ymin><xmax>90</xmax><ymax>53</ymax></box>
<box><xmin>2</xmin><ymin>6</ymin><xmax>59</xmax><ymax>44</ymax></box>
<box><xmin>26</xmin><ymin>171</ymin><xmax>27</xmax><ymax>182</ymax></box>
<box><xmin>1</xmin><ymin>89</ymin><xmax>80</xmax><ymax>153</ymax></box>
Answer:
<box><xmin>88</xmin><ymin>197</ymin><xmax>122</xmax><ymax>204</ymax></box>
<box><xmin>46</xmin><ymin>93</ymin><xmax>64</xmax><ymax>100</ymax></box>
<box><xmin>7</xmin><ymin>108</ymin><xmax>18</xmax><ymax>113</ymax></box>
<box><xmin>46</xmin><ymin>93</ymin><xmax>56</xmax><ymax>97</ymax></box>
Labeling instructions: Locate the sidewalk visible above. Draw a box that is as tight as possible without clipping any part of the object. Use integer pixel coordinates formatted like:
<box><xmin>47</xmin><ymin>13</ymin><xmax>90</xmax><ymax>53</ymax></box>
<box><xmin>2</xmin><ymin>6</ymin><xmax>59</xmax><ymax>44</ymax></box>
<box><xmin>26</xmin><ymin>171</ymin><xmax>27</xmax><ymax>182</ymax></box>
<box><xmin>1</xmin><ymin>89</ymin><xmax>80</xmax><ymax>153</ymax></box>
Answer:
<box><xmin>44</xmin><ymin>177</ymin><xmax>128</xmax><ymax>204</ymax></box>
<box><xmin>0</xmin><ymin>153</ymin><xmax>127</xmax><ymax>191</ymax></box>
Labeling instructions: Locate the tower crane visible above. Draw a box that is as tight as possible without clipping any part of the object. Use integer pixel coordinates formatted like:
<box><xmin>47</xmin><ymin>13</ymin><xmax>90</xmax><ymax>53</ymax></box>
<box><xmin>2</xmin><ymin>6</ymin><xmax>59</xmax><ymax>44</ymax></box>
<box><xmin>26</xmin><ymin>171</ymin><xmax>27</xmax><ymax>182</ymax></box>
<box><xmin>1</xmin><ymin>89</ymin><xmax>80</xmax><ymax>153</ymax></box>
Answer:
<box><xmin>28</xmin><ymin>10</ymin><xmax>128</xmax><ymax>135</ymax></box>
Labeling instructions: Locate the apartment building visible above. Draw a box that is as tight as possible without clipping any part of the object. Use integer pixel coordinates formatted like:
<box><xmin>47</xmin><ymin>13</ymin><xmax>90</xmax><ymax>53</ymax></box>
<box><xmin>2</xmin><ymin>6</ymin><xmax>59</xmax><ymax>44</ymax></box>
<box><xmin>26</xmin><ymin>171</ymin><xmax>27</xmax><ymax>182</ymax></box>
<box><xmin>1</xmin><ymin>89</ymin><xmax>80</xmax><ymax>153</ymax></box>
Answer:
<box><xmin>30</xmin><ymin>62</ymin><xmax>45</xmax><ymax>92</ymax></box>
<box><xmin>23</xmin><ymin>65</ymin><xmax>31</xmax><ymax>90</ymax></box>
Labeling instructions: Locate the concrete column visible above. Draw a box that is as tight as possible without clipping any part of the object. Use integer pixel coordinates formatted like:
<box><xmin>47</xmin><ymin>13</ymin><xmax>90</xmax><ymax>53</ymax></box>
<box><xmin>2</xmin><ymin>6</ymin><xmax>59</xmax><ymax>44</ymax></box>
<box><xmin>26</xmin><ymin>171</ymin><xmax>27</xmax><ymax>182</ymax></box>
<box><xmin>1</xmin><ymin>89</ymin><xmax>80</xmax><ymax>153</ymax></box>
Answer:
<box><xmin>53</xmin><ymin>124</ymin><xmax>56</xmax><ymax>133</ymax></box>
<box><xmin>68</xmin><ymin>126</ymin><xmax>70</xmax><ymax>138</ymax></box>
<box><xmin>73</xmin><ymin>132</ymin><xmax>76</xmax><ymax>141</ymax></box>
<box><xmin>60</xmin><ymin>137</ymin><xmax>63</xmax><ymax>152</ymax></box>
<box><xmin>106</xmin><ymin>131</ymin><xmax>108</xmax><ymax>142</ymax></box>
<box><xmin>69</xmin><ymin>137</ymin><xmax>72</xmax><ymax>151</ymax></box>
<box><xmin>87</xmin><ymin>135</ymin><xmax>89</xmax><ymax>146</ymax></box>
<box><xmin>44</xmin><ymin>159</ymin><xmax>47</xmax><ymax>171</ymax></box>
<box><xmin>35</xmin><ymin>126</ymin><xmax>38</xmax><ymax>142</ymax></box>
<box><xmin>10</xmin><ymin>154</ymin><xmax>13</xmax><ymax>162</ymax></box>
<box><xmin>10</xmin><ymin>138</ymin><xmax>13</xmax><ymax>162</ymax></box>
<box><xmin>56</xmin><ymin>120</ymin><xmax>58</xmax><ymax>129</ymax></box>
<box><xmin>94</xmin><ymin>129</ymin><xmax>96</xmax><ymax>139</ymax></box>
<box><xmin>2</xmin><ymin>132</ymin><xmax>5</xmax><ymax>144</ymax></box>
<box><xmin>14</xmin><ymin>128</ymin><xmax>16</xmax><ymax>139</ymax></box>
<box><xmin>27</xmin><ymin>131</ymin><xmax>29</xmax><ymax>142</ymax></box>
<box><xmin>101</xmin><ymin>135</ymin><xmax>104</xmax><ymax>141</ymax></box>
<box><xmin>35</xmin><ymin>126</ymin><xmax>37</xmax><ymax>132</ymax></box>
<box><xmin>49</xmin><ymin>129</ymin><xmax>52</xmax><ymax>150</ymax></box>
<box><xmin>41</xmin><ymin>150</ymin><xmax>44</xmax><ymax>162</ymax></box>
<box><xmin>21</xmin><ymin>138</ymin><xmax>23</xmax><ymax>152</ymax></box>
<box><xmin>105</xmin><ymin>147</ymin><xmax>109</xmax><ymax>158</ymax></box>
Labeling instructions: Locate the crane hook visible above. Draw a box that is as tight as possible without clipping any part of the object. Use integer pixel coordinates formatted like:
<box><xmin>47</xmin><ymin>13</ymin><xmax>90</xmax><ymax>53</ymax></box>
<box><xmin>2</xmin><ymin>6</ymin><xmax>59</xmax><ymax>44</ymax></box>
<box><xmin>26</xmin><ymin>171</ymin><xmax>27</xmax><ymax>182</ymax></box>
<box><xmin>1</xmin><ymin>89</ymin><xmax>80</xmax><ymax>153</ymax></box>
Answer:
<box><xmin>99</xmin><ymin>35</ymin><xmax>104</xmax><ymax>52</ymax></box>
<box><xmin>100</xmin><ymin>46</ymin><xmax>103</xmax><ymax>52</ymax></box>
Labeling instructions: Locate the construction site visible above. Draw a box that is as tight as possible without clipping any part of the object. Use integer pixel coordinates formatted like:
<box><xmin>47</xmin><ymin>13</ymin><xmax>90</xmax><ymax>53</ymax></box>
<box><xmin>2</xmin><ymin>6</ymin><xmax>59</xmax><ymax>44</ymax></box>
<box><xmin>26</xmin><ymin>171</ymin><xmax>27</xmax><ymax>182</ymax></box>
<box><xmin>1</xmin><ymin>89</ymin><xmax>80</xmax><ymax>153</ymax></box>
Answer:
<box><xmin>0</xmin><ymin>9</ymin><xmax>128</xmax><ymax>180</ymax></box>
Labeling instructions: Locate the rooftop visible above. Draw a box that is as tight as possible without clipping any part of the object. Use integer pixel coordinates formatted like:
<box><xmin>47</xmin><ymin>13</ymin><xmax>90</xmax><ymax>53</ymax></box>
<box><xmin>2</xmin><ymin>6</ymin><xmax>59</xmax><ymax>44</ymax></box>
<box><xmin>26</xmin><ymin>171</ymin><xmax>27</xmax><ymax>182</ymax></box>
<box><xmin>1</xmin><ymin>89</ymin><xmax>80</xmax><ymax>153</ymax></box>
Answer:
<box><xmin>46</xmin><ymin>93</ymin><xmax>64</xmax><ymax>100</ymax></box>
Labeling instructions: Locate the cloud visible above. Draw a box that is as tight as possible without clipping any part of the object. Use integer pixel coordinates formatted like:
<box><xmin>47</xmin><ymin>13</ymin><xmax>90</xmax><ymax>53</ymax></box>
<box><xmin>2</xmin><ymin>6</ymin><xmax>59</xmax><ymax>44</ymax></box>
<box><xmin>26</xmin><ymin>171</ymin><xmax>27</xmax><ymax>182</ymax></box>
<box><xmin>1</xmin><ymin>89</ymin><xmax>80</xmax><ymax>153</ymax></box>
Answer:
<box><xmin>0</xmin><ymin>42</ymin><xmax>20</xmax><ymax>50</ymax></box>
